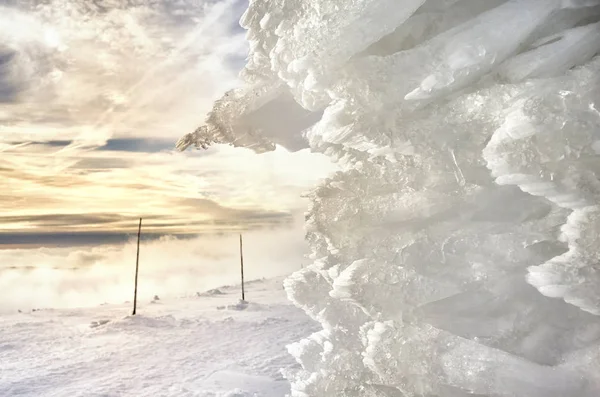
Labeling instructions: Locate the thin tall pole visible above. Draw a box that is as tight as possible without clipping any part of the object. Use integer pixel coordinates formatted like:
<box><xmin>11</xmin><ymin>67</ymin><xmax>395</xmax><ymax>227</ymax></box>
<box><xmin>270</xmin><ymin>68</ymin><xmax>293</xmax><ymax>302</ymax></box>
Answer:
<box><xmin>132</xmin><ymin>218</ymin><xmax>142</xmax><ymax>315</ymax></box>
<box><xmin>240</xmin><ymin>234</ymin><xmax>245</xmax><ymax>301</ymax></box>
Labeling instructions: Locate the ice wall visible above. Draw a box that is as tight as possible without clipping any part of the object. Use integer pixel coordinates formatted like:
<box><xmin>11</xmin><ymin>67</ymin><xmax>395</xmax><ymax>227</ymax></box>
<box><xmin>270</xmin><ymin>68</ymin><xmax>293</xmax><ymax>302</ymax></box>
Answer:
<box><xmin>179</xmin><ymin>1</ymin><xmax>600</xmax><ymax>396</ymax></box>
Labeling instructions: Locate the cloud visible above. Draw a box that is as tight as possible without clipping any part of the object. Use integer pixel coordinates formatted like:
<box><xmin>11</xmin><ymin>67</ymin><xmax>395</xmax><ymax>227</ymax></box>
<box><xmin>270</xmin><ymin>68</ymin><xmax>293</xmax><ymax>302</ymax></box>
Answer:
<box><xmin>0</xmin><ymin>141</ymin><xmax>334</xmax><ymax>237</ymax></box>
<box><xmin>0</xmin><ymin>0</ymin><xmax>248</xmax><ymax>144</ymax></box>
<box><xmin>0</xmin><ymin>217</ymin><xmax>310</xmax><ymax>311</ymax></box>
<box><xmin>0</xmin><ymin>0</ymin><xmax>337</xmax><ymax>242</ymax></box>
<box><xmin>97</xmin><ymin>138</ymin><xmax>175</xmax><ymax>153</ymax></box>
<box><xmin>0</xmin><ymin>48</ymin><xmax>19</xmax><ymax>102</ymax></box>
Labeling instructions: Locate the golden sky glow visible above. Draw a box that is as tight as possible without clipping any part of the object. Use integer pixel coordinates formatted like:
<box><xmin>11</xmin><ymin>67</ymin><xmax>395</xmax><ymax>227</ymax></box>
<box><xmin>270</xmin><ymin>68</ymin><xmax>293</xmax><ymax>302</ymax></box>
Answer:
<box><xmin>1</xmin><ymin>141</ymin><xmax>333</xmax><ymax>236</ymax></box>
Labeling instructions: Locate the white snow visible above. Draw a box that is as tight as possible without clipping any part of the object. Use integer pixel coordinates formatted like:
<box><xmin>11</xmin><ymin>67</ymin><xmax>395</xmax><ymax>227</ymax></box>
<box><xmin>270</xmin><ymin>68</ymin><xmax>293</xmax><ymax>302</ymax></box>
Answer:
<box><xmin>0</xmin><ymin>277</ymin><xmax>317</xmax><ymax>397</ymax></box>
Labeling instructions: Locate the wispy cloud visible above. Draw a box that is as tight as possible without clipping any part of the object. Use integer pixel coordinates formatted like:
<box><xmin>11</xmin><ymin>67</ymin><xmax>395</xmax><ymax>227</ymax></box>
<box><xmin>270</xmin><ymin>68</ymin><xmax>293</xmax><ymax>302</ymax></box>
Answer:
<box><xmin>1</xmin><ymin>0</ymin><xmax>247</xmax><ymax>143</ymax></box>
<box><xmin>97</xmin><ymin>138</ymin><xmax>175</xmax><ymax>153</ymax></box>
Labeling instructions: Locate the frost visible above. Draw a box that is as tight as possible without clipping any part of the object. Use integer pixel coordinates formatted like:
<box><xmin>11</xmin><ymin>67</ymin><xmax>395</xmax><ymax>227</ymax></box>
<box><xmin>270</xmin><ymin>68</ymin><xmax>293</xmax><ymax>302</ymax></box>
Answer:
<box><xmin>180</xmin><ymin>0</ymin><xmax>600</xmax><ymax>396</ymax></box>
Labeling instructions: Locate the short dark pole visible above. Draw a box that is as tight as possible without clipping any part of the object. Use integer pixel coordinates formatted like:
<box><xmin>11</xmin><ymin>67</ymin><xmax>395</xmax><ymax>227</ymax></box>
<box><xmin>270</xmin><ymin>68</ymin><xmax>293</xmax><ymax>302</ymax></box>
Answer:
<box><xmin>240</xmin><ymin>234</ymin><xmax>245</xmax><ymax>302</ymax></box>
<box><xmin>132</xmin><ymin>218</ymin><xmax>142</xmax><ymax>315</ymax></box>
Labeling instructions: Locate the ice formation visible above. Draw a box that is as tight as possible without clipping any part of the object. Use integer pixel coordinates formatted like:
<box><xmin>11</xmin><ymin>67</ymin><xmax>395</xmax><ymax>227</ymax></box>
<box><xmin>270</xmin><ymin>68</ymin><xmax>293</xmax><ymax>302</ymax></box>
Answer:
<box><xmin>178</xmin><ymin>1</ymin><xmax>600</xmax><ymax>396</ymax></box>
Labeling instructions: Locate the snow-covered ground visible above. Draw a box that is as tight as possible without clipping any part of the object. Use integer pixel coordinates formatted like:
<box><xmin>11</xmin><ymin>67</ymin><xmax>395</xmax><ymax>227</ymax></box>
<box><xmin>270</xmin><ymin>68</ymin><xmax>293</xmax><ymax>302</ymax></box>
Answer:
<box><xmin>0</xmin><ymin>277</ymin><xmax>316</xmax><ymax>397</ymax></box>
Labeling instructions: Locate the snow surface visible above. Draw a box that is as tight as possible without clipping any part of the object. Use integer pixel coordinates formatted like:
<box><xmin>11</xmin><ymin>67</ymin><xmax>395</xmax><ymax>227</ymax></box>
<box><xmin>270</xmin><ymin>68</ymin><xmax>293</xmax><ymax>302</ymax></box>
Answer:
<box><xmin>0</xmin><ymin>277</ymin><xmax>317</xmax><ymax>397</ymax></box>
<box><xmin>180</xmin><ymin>0</ymin><xmax>600</xmax><ymax>396</ymax></box>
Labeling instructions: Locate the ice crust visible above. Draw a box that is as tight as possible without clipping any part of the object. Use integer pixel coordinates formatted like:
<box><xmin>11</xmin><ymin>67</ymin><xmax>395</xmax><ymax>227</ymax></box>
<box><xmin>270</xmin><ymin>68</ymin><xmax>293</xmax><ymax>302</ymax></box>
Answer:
<box><xmin>179</xmin><ymin>0</ymin><xmax>600</xmax><ymax>396</ymax></box>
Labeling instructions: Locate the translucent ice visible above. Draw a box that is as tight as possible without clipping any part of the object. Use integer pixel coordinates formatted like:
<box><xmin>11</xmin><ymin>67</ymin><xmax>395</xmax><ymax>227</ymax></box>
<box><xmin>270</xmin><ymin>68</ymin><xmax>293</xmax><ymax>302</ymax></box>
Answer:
<box><xmin>180</xmin><ymin>0</ymin><xmax>600</xmax><ymax>395</ymax></box>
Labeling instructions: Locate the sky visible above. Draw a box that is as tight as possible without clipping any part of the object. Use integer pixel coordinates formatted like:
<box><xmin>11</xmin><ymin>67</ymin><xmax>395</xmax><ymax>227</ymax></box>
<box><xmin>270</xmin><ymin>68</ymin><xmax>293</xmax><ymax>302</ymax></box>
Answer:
<box><xmin>0</xmin><ymin>0</ymin><xmax>334</xmax><ymax>309</ymax></box>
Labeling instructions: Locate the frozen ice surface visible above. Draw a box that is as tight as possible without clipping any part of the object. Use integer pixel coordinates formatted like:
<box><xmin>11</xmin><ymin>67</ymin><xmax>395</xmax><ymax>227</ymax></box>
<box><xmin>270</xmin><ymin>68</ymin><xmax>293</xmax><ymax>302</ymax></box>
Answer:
<box><xmin>181</xmin><ymin>0</ymin><xmax>600</xmax><ymax>396</ymax></box>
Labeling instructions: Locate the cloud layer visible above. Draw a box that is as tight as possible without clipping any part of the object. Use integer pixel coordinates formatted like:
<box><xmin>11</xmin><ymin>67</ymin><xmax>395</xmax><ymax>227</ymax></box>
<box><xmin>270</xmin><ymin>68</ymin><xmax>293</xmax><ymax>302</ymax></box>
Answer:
<box><xmin>1</xmin><ymin>0</ymin><xmax>247</xmax><ymax>142</ymax></box>
<box><xmin>1</xmin><ymin>141</ymin><xmax>333</xmax><ymax>238</ymax></box>
<box><xmin>0</xmin><ymin>217</ymin><xmax>311</xmax><ymax>311</ymax></box>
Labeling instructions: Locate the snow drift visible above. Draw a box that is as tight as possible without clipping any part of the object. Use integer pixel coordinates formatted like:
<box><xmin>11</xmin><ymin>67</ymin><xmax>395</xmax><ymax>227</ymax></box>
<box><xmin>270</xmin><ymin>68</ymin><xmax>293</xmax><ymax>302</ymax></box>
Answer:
<box><xmin>179</xmin><ymin>1</ymin><xmax>600</xmax><ymax>396</ymax></box>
